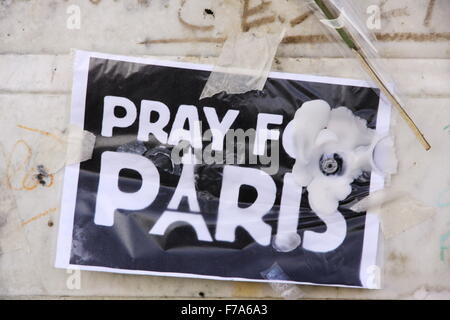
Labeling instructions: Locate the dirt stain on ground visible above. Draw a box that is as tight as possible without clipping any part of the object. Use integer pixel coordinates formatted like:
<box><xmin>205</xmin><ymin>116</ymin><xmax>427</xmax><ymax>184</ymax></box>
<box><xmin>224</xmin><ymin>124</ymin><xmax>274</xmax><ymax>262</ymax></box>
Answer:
<box><xmin>141</xmin><ymin>32</ymin><xmax>450</xmax><ymax>46</ymax></box>
<box><xmin>424</xmin><ymin>0</ymin><xmax>436</xmax><ymax>27</ymax></box>
<box><xmin>178</xmin><ymin>0</ymin><xmax>214</xmax><ymax>31</ymax></box>
<box><xmin>290</xmin><ymin>11</ymin><xmax>313</xmax><ymax>27</ymax></box>
<box><xmin>381</xmin><ymin>7</ymin><xmax>409</xmax><ymax>19</ymax></box>
<box><xmin>241</xmin><ymin>0</ymin><xmax>275</xmax><ymax>32</ymax></box>
<box><xmin>232</xmin><ymin>282</ymin><xmax>264</xmax><ymax>298</ymax></box>
<box><xmin>387</xmin><ymin>251</ymin><xmax>409</xmax><ymax>275</ymax></box>
<box><xmin>21</xmin><ymin>207</ymin><xmax>57</xmax><ymax>227</ymax></box>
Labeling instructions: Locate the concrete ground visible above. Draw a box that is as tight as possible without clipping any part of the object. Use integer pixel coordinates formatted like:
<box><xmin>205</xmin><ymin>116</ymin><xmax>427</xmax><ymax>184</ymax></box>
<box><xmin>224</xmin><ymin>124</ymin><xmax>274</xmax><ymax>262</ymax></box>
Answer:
<box><xmin>0</xmin><ymin>0</ymin><xmax>449</xmax><ymax>299</ymax></box>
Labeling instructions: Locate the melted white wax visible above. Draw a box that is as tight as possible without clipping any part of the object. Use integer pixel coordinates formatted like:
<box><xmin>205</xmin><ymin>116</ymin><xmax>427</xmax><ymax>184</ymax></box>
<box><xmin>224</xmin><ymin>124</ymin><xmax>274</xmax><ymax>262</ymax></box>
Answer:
<box><xmin>274</xmin><ymin>100</ymin><xmax>396</xmax><ymax>252</ymax></box>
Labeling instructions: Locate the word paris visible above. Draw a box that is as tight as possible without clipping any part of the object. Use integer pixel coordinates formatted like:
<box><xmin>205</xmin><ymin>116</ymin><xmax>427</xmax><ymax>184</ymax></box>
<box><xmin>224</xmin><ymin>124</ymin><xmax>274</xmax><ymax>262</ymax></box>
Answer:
<box><xmin>96</xmin><ymin>95</ymin><xmax>345</xmax><ymax>253</ymax></box>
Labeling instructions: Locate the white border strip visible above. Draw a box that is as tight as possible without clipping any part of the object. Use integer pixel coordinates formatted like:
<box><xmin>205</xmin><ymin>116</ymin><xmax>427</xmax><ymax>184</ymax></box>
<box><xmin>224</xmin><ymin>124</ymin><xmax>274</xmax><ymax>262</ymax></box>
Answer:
<box><xmin>55</xmin><ymin>50</ymin><xmax>389</xmax><ymax>288</ymax></box>
<box><xmin>55</xmin><ymin>51</ymin><xmax>90</xmax><ymax>268</ymax></box>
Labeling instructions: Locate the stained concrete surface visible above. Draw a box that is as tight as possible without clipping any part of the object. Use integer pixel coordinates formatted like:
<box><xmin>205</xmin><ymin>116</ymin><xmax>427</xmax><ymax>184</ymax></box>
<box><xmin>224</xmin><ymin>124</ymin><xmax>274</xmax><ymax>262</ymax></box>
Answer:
<box><xmin>0</xmin><ymin>0</ymin><xmax>449</xmax><ymax>299</ymax></box>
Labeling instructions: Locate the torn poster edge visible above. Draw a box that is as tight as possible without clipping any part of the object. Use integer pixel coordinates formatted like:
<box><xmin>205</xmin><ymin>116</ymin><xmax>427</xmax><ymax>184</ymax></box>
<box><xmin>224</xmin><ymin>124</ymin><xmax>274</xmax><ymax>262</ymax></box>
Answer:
<box><xmin>55</xmin><ymin>50</ymin><xmax>391</xmax><ymax>289</ymax></box>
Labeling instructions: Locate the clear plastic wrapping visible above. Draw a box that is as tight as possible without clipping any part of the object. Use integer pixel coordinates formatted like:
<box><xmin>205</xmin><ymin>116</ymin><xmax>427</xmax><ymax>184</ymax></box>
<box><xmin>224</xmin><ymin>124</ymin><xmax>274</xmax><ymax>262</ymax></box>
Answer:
<box><xmin>55</xmin><ymin>50</ymin><xmax>391</xmax><ymax>290</ymax></box>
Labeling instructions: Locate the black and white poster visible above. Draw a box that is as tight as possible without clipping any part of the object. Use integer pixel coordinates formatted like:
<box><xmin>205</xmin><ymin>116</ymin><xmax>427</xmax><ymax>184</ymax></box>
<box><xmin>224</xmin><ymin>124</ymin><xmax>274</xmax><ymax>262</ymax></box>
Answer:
<box><xmin>56</xmin><ymin>50</ymin><xmax>391</xmax><ymax>288</ymax></box>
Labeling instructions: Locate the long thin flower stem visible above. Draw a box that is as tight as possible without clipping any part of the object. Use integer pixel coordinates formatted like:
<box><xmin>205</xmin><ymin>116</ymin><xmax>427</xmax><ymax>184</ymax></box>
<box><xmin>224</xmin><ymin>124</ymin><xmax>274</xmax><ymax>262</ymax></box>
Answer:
<box><xmin>313</xmin><ymin>0</ymin><xmax>431</xmax><ymax>151</ymax></box>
